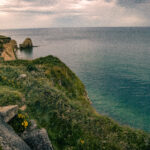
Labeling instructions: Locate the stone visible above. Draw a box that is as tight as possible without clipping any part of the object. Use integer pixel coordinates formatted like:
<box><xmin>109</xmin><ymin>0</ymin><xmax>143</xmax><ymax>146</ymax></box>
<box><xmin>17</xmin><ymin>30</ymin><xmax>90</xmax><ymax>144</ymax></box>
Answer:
<box><xmin>0</xmin><ymin>105</ymin><xmax>18</xmax><ymax>123</ymax></box>
<box><xmin>28</xmin><ymin>120</ymin><xmax>37</xmax><ymax>131</ymax></box>
<box><xmin>0</xmin><ymin>115</ymin><xmax>31</xmax><ymax>150</ymax></box>
<box><xmin>19</xmin><ymin>74</ymin><xmax>27</xmax><ymax>79</ymax></box>
<box><xmin>20</xmin><ymin>38</ymin><xmax>33</xmax><ymax>49</ymax></box>
<box><xmin>22</xmin><ymin>128</ymin><xmax>53</xmax><ymax>150</ymax></box>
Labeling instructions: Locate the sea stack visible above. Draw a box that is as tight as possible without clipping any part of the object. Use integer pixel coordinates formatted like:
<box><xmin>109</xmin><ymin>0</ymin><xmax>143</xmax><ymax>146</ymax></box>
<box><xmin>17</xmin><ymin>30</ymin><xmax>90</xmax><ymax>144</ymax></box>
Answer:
<box><xmin>19</xmin><ymin>38</ymin><xmax>33</xmax><ymax>49</ymax></box>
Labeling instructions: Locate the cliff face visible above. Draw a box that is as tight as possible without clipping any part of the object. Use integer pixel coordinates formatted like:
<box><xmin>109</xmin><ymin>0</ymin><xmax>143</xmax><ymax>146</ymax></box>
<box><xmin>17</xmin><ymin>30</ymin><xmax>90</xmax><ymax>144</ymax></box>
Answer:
<box><xmin>0</xmin><ymin>55</ymin><xmax>150</xmax><ymax>150</ymax></box>
<box><xmin>0</xmin><ymin>36</ymin><xmax>17</xmax><ymax>61</ymax></box>
<box><xmin>1</xmin><ymin>40</ymin><xmax>17</xmax><ymax>61</ymax></box>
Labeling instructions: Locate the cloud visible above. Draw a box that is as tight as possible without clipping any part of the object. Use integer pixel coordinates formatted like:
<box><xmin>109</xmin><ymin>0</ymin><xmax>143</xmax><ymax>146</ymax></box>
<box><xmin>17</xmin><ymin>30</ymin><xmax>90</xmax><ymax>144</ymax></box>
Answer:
<box><xmin>0</xmin><ymin>0</ymin><xmax>150</xmax><ymax>28</ymax></box>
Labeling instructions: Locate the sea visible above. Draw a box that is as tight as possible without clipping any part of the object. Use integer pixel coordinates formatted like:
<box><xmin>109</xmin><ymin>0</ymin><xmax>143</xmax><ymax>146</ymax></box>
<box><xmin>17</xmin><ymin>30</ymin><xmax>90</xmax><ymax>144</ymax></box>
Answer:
<box><xmin>1</xmin><ymin>27</ymin><xmax>150</xmax><ymax>132</ymax></box>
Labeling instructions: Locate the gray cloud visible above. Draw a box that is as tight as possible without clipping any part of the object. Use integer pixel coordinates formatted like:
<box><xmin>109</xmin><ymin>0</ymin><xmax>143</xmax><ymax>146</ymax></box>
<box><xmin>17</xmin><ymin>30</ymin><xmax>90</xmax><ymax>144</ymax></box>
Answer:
<box><xmin>117</xmin><ymin>0</ymin><xmax>150</xmax><ymax>7</ymax></box>
<box><xmin>0</xmin><ymin>0</ymin><xmax>150</xmax><ymax>29</ymax></box>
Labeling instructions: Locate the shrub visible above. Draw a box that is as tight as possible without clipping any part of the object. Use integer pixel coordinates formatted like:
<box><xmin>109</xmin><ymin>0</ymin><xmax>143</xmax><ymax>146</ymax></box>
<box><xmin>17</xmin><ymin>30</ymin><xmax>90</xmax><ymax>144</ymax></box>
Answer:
<box><xmin>26</xmin><ymin>63</ymin><xmax>37</xmax><ymax>72</ymax></box>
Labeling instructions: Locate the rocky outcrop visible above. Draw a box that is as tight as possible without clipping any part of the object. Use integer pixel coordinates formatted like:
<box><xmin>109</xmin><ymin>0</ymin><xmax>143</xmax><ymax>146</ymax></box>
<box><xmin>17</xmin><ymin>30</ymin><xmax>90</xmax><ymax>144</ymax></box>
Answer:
<box><xmin>0</xmin><ymin>35</ymin><xmax>11</xmax><ymax>50</ymax></box>
<box><xmin>0</xmin><ymin>116</ymin><xmax>31</xmax><ymax>150</ymax></box>
<box><xmin>0</xmin><ymin>35</ymin><xmax>11</xmax><ymax>44</ymax></box>
<box><xmin>20</xmin><ymin>38</ymin><xmax>33</xmax><ymax>49</ymax></box>
<box><xmin>0</xmin><ymin>105</ymin><xmax>53</xmax><ymax>150</ymax></box>
<box><xmin>1</xmin><ymin>40</ymin><xmax>17</xmax><ymax>61</ymax></box>
<box><xmin>0</xmin><ymin>35</ymin><xmax>11</xmax><ymax>54</ymax></box>
<box><xmin>10</xmin><ymin>40</ymin><xmax>18</xmax><ymax>49</ymax></box>
<box><xmin>0</xmin><ymin>105</ymin><xmax>18</xmax><ymax>123</ymax></box>
<box><xmin>0</xmin><ymin>106</ymin><xmax>31</xmax><ymax>150</ymax></box>
<box><xmin>22</xmin><ymin>128</ymin><xmax>53</xmax><ymax>150</ymax></box>
<box><xmin>21</xmin><ymin>120</ymin><xmax>53</xmax><ymax>150</ymax></box>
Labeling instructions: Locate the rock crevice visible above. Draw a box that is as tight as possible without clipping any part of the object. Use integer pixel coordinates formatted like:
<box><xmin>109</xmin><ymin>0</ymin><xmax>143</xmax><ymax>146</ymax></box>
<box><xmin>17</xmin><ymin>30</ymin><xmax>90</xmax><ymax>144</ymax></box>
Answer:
<box><xmin>0</xmin><ymin>105</ymin><xmax>53</xmax><ymax>150</ymax></box>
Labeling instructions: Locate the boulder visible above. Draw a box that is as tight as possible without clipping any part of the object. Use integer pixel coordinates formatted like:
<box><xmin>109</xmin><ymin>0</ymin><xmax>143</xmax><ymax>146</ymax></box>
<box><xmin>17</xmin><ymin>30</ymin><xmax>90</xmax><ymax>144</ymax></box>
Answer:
<box><xmin>0</xmin><ymin>105</ymin><xmax>18</xmax><ymax>123</ymax></box>
<box><xmin>22</xmin><ymin>128</ymin><xmax>53</xmax><ymax>150</ymax></box>
<box><xmin>20</xmin><ymin>38</ymin><xmax>33</xmax><ymax>49</ymax></box>
<box><xmin>0</xmin><ymin>115</ymin><xmax>31</xmax><ymax>150</ymax></box>
<box><xmin>19</xmin><ymin>74</ymin><xmax>27</xmax><ymax>79</ymax></box>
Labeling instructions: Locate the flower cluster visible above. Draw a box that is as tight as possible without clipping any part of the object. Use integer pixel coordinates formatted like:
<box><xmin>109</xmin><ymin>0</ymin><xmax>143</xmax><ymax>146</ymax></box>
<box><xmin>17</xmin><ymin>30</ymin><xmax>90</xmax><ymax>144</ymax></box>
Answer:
<box><xmin>80</xmin><ymin>139</ymin><xmax>85</xmax><ymax>144</ymax></box>
<box><xmin>22</xmin><ymin>120</ymin><xmax>28</xmax><ymax>128</ymax></box>
<box><xmin>18</xmin><ymin>113</ymin><xmax>25</xmax><ymax>119</ymax></box>
<box><xmin>9</xmin><ymin>113</ymin><xmax>30</xmax><ymax>134</ymax></box>
<box><xmin>18</xmin><ymin>114</ymin><xmax>29</xmax><ymax>128</ymax></box>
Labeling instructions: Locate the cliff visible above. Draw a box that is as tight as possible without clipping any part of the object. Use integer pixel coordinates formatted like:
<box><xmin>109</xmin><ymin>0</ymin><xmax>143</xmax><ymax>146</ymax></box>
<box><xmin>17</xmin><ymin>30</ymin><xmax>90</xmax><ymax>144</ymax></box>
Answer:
<box><xmin>0</xmin><ymin>55</ymin><xmax>150</xmax><ymax>150</ymax></box>
<box><xmin>0</xmin><ymin>35</ymin><xmax>17</xmax><ymax>61</ymax></box>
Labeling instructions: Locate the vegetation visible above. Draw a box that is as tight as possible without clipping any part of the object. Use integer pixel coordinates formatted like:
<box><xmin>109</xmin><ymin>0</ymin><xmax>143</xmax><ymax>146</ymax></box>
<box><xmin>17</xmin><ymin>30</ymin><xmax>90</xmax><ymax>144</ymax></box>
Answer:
<box><xmin>9</xmin><ymin>113</ymin><xmax>30</xmax><ymax>135</ymax></box>
<box><xmin>0</xmin><ymin>55</ymin><xmax>150</xmax><ymax>150</ymax></box>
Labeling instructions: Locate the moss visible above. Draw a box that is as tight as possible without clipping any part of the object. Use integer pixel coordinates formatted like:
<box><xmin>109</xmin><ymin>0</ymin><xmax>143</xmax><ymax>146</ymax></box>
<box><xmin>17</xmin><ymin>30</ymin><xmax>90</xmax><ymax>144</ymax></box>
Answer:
<box><xmin>0</xmin><ymin>55</ymin><xmax>150</xmax><ymax>150</ymax></box>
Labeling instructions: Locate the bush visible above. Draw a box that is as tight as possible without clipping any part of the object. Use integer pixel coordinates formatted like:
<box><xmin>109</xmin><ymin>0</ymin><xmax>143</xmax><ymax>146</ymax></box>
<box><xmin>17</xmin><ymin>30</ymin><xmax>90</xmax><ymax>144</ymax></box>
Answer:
<box><xmin>26</xmin><ymin>63</ymin><xmax>37</xmax><ymax>72</ymax></box>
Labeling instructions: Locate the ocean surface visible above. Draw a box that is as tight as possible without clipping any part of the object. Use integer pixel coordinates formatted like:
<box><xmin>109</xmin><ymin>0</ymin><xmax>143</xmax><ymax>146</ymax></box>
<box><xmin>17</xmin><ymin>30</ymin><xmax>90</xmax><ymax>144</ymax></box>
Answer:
<box><xmin>1</xmin><ymin>27</ymin><xmax>150</xmax><ymax>132</ymax></box>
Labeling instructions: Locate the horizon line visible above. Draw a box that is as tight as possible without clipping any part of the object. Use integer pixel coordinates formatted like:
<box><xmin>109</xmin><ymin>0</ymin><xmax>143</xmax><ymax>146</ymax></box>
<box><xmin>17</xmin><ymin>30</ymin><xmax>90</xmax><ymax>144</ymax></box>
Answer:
<box><xmin>0</xmin><ymin>26</ymin><xmax>150</xmax><ymax>30</ymax></box>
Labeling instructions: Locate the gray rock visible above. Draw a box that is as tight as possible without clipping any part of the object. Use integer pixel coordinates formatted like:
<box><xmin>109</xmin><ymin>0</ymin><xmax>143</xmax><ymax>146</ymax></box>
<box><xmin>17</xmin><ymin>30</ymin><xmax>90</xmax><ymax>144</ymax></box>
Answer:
<box><xmin>22</xmin><ymin>128</ymin><xmax>53</xmax><ymax>150</ymax></box>
<box><xmin>0</xmin><ymin>105</ymin><xmax>18</xmax><ymax>122</ymax></box>
<box><xmin>28</xmin><ymin>120</ymin><xmax>37</xmax><ymax>131</ymax></box>
<box><xmin>0</xmin><ymin>116</ymin><xmax>31</xmax><ymax>150</ymax></box>
<box><xmin>19</xmin><ymin>74</ymin><xmax>27</xmax><ymax>79</ymax></box>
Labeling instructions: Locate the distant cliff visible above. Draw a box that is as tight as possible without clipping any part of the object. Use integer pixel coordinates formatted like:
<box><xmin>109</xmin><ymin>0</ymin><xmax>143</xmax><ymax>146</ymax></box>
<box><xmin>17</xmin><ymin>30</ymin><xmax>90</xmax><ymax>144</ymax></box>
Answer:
<box><xmin>0</xmin><ymin>54</ymin><xmax>150</xmax><ymax>150</ymax></box>
<box><xmin>0</xmin><ymin>35</ymin><xmax>17</xmax><ymax>61</ymax></box>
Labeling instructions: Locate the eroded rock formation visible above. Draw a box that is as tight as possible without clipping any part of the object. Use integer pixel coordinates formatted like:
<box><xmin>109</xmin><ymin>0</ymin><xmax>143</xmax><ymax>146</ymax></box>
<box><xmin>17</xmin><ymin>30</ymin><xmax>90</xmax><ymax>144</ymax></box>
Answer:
<box><xmin>20</xmin><ymin>38</ymin><xmax>33</xmax><ymax>49</ymax></box>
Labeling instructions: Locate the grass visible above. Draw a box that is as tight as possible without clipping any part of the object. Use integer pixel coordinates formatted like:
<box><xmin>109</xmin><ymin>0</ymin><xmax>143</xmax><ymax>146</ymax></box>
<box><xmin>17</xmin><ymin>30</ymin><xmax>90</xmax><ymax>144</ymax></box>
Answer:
<box><xmin>0</xmin><ymin>35</ymin><xmax>9</xmax><ymax>39</ymax></box>
<box><xmin>0</xmin><ymin>55</ymin><xmax>150</xmax><ymax>150</ymax></box>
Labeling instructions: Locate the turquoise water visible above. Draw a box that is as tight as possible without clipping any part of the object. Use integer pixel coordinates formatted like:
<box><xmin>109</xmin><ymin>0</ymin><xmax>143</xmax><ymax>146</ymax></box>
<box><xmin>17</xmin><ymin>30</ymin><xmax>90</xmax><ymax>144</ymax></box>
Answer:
<box><xmin>1</xmin><ymin>27</ymin><xmax>150</xmax><ymax>131</ymax></box>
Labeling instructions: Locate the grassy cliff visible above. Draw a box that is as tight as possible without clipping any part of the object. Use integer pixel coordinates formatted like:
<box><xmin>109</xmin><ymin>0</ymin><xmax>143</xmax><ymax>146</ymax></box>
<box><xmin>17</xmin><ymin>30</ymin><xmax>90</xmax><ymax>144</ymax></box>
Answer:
<box><xmin>0</xmin><ymin>55</ymin><xmax>150</xmax><ymax>150</ymax></box>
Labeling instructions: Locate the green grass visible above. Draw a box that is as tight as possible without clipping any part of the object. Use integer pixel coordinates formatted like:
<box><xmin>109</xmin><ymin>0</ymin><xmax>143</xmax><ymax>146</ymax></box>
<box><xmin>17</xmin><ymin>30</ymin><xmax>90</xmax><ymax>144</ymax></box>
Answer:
<box><xmin>0</xmin><ymin>145</ymin><xmax>2</xmax><ymax>150</ymax></box>
<box><xmin>0</xmin><ymin>55</ymin><xmax>150</xmax><ymax>150</ymax></box>
<box><xmin>0</xmin><ymin>35</ymin><xmax>9</xmax><ymax>39</ymax></box>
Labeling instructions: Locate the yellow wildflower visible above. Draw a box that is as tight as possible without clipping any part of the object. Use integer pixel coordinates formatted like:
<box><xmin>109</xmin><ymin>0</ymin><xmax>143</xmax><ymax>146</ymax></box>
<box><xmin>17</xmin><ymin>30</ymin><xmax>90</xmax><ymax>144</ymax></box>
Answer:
<box><xmin>80</xmin><ymin>140</ymin><xmax>84</xmax><ymax>144</ymax></box>
<box><xmin>24</xmin><ymin>120</ymin><xmax>28</xmax><ymax>128</ymax></box>
<box><xmin>18</xmin><ymin>114</ymin><xmax>25</xmax><ymax>119</ymax></box>
<box><xmin>21</xmin><ymin>120</ymin><xmax>28</xmax><ymax>128</ymax></box>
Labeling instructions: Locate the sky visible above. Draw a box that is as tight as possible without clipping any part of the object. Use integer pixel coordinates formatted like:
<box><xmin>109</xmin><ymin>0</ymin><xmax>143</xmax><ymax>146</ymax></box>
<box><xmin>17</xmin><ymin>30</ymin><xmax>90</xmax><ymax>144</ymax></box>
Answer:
<box><xmin>0</xmin><ymin>0</ymin><xmax>150</xmax><ymax>29</ymax></box>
